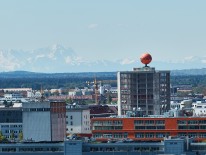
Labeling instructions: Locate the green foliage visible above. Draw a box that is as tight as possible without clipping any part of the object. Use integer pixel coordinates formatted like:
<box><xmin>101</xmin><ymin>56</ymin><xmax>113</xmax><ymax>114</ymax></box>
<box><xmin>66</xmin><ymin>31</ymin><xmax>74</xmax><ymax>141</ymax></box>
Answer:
<box><xmin>66</xmin><ymin>97</ymin><xmax>73</xmax><ymax>104</ymax></box>
<box><xmin>0</xmin><ymin>131</ymin><xmax>7</xmax><ymax>142</ymax></box>
<box><xmin>176</xmin><ymin>91</ymin><xmax>190</xmax><ymax>97</ymax></box>
<box><xmin>18</xmin><ymin>131</ymin><xmax>23</xmax><ymax>141</ymax></box>
<box><xmin>171</xmin><ymin>75</ymin><xmax>206</xmax><ymax>95</ymax></box>
<box><xmin>107</xmin><ymin>94</ymin><xmax>112</xmax><ymax>104</ymax></box>
<box><xmin>0</xmin><ymin>76</ymin><xmax>117</xmax><ymax>89</ymax></box>
<box><xmin>10</xmin><ymin>131</ymin><xmax>14</xmax><ymax>140</ymax></box>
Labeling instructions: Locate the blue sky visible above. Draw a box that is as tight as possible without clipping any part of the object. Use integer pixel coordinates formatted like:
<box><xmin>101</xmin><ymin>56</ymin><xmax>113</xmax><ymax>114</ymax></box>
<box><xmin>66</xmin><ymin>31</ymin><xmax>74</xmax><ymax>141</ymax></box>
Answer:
<box><xmin>0</xmin><ymin>0</ymin><xmax>206</xmax><ymax>71</ymax></box>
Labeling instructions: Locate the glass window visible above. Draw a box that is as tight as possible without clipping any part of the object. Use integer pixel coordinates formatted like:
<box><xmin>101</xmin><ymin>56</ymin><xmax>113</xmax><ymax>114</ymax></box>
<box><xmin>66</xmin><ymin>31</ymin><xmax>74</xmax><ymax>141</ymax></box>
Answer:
<box><xmin>135</xmin><ymin>133</ymin><xmax>144</xmax><ymax>138</ymax></box>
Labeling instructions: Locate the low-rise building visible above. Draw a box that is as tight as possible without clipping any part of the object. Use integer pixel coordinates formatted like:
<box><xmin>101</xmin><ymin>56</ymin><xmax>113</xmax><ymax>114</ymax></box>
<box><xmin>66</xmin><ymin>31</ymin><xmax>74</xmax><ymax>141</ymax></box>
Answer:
<box><xmin>0</xmin><ymin>107</ymin><xmax>22</xmax><ymax>140</ymax></box>
<box><xmin>91</xmin><ymin>116</ymin><xmax>206</xmax><ymax>142</ymax></box>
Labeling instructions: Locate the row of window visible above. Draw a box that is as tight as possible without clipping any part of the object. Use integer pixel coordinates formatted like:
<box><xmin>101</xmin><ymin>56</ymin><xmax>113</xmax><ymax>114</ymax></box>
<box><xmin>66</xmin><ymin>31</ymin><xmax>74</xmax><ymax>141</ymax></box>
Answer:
<box><xmin>134</xmin><ymin>120</ymin><xmax>165</xmax><ymax>125</ymax></box>
<box><xmin>87</xmin><ymin>146</ymin><xmax>160</xmax><ymax>152</ymax></box>
<box><xmin>66</xmin><ymin>116</ymin><xmax>73</xmax><ymax>119</ymax></box>
<box><xmin>1</xmin><ymin>125</ymin><xmax>22</xmax><ymax>128</ymax></box>
<box><xmin>23</xmin><ymin>108</ymin><xmax>50</xmax><ymax>112</ymax></box>
<box><xmin>94</xmin><ymin>132</ymin><xmax>203</xmax><ymax>139</ymax></box>
<box><xmin>135</xmin><ymin>126</ymin><xmax>165</xmax><ymax>130</ymax></box>
<box><xmin>4</xmin><ymin>130</ymin><xmax>22</xmax><ymax>134</ymax></box>
<box><xmin>178</xmin><ymin>120</ymin><xmax>206</xmax><ymax>124</ymax></box>
<box><xmin>93</xmin><ymin>126</ymin><xmax>123</xmax><ymax>130</ymax></box>
<box><xmin>135</xmin><ymin>133</ymin><xmax>169</xmax><ymax>138</ymax></box>
<box><xmin>178</xmin><ymin>132</ymin><xmax>206</xmax><ymax>138</ymax></box>
<box><xmin>66</xmin><ymin>127</ymin><xmax>90</xmax><ymax>132</ymax></box>
<box><xmin>178</xmin><ymin>125</ymin><xmax>206</xmax><ymax>130</ymax></box>
<box><xmin>93</xmin><ymin>120</ymin><xmax>122</xmax><ymax>126</ymax></box>
<box><xmin>66</xmin><ymin>121</ymin><xmax>73</xmax><ymax>125</ymax></box>
<box><xmin>93</xmin><ymin>133</ymin><xmax>128</xmax><ymax>139</ymax></box>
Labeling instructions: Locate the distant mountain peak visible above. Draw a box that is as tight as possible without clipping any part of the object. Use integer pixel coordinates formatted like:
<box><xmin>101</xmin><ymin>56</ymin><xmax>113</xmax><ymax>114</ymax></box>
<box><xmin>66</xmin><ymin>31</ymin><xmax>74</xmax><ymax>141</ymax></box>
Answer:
<box><xmin>0</xmin><ymin>45</ymin><xmax>206</xmax><ymax>73</ymax></box>
<box><xmin>51</xmin><ymin>44</ymin><xmax>65</xmax><ymax>52</ymax></box>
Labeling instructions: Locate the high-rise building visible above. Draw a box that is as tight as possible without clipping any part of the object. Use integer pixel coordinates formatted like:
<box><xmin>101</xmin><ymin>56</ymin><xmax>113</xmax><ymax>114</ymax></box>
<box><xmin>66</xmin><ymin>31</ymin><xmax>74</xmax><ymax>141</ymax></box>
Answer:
<box><xmin>117</xmin><ymin>53</ymin><xmax>170</xmax><ymax>116</ymax></box>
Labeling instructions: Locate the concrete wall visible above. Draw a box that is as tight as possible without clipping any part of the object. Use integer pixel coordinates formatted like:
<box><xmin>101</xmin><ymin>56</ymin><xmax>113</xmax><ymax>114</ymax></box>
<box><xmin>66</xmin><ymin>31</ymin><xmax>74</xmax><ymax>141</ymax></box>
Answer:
<box><xmin>64</xmin><ymin>140</ymin><xmax>82</xmax><ymax>155</ymax></box>
<box><xmin>23</xmin><ymin>102</ymin><xmax>51</xmax><ymax>142</ymax></box>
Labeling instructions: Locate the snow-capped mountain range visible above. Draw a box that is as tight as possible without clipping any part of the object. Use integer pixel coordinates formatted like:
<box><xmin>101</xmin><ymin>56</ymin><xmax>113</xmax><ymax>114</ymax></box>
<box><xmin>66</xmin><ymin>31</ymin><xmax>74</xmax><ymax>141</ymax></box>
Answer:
<box><xmin>0</xmin><ymin>44</ymin><xmax>206</xmax><ymax>73</ymax></box>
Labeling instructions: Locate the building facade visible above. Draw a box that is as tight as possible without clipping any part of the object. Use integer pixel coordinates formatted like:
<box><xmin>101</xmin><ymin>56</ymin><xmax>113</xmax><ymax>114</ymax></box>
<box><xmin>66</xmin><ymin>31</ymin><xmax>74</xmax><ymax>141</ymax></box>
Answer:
<box><xmin>50</xmin><ymin>101</ymin><xmax>66</xmax><ymax>141</ymax></box>
<box><xmin>91</xmin><ymin>116</ymin><xmax>206</xmax><ymax>142</ymax></box>
<box><xmin>117</xmin><ymin>66</ymin><xmax>170</xmax><ymax>115</ymax></box>
<box><xmin>23</xmin><ymin>101</ymin><xmax>67</xmax><ymax>142</ymax></box>
<box><xmin>0</xmin><ymin>107</ymin><xmax>22</xmax><ymax>140</ymax></box>
<box><xmin>66</xmin><ymin>106</ymin><xmax>91</xmax><ymax>136</ymax></box>
<box><xmin>22</xmin><ymin>102</ymin><xmax>52</xmax><ymax>142</ymax></box>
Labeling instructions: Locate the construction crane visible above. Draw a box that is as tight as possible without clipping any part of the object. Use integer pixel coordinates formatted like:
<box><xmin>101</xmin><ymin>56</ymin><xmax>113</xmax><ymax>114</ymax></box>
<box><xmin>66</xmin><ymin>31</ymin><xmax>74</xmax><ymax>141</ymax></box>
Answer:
<box><xmin>86</xmin><ymin>78</ymin><xmax>117</xmax><ymax>105</ymax></box>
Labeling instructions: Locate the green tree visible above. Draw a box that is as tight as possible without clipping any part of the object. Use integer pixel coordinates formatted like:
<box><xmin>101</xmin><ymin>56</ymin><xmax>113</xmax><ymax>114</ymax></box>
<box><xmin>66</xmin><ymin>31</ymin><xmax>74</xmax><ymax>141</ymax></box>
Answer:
<box><xmin>0</xmin><ymin>131</ymin><xmax>7</xmax><ymax>142</ymax></box>
<box><xmin>18</xmin><ymin>131</ymin><xmax>23</xmax><ymax>141</ymax></box>
<box><xmin>10</xmin><ymin>131</ymin><xmax>15</xmax><ymax>140</ymax></box>
<box><xmin>107</xmin><ymin>93</ymin><xmax>112</xmax><ymax>104</ymax></box>
<box><xmin>67</xmin><ymin>97</ymin><xmax>73</xmax><ymax>104</ymax></box>
<box><xmin>53</xmin><ymin>90</ymin><xmax>60</xmax><ymax>96</ymax></box>
<box><xmin>176</xmin><ymin>91</ymin><xmax>190</xmax><ymax>97</ymax></box>
<box><xmin>0</xmin><ymin>131</ymin><xmax>4</xmax><ymax>141</ymax></box>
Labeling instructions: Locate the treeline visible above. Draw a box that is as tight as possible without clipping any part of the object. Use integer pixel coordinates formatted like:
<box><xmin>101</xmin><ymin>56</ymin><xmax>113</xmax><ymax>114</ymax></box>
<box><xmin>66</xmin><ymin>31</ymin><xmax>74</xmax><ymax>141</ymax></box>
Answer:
<box><xmin>0</xmin><ymin>77</ymin><xmax>117</xmax><ymax>90</ymax></box>
<box><xmin>0</xmin><ymin>71</ymin><xmax>117</xmax><ymax>89</ymax></box>
<box><xmin>171</xmin><ymin>75</ymin><xmax>206</xmax><ymax>95</ymax></box>
<box><xmin>170</xmin><ymin>75</ymin><xmax>206</xmax><ymax>87</ymax></box>
<box><xmin>1</xmin><ymin>71</ymin><xmax>206</xmax><ymax>92</ymax></box>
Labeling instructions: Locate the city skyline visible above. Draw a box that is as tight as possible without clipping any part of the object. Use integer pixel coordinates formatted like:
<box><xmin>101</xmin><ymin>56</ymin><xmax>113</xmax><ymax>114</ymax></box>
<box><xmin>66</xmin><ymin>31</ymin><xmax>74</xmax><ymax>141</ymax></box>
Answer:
<box><xmin>1</xmin><ymin>0</ymin><xmax>206</xmax><ymax>72</ymax></box>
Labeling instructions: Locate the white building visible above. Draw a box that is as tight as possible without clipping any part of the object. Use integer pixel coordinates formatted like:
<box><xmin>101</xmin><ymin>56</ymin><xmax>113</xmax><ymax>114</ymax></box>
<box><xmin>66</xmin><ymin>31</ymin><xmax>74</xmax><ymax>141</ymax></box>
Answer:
<box><xmin>27</xmin><ymin>91</ymin><xmax>42</xmax><ymax>98</ymax></box>
<box><xmin>66</xmin><ymin>106</ymin><xmax>91</xmax><ymax>136</ymax></box>
<box><xmin>68</xmin><ymin>88</ymin><xmax>83</xmax><ymax>96</ymax></box>
<box><xmin>3</xmin><ymin>88</ymin><xmax>32</xmax><ymax>92</ymax></box>
<box><xmin>4</xmin><ymin>94</ymin><xmax>23</xmax><ymax>100</ymax></box>
<box><xmin>82</xmin><ymin>87</ymin><xmax>93</xmax><ymax>95</ymax></box>
<box><xmin>22</xmin><ymin>102</ymin><xmax>51</xmax><ymax>142</ymax></box>
<box><xmin>192</xmin><ymin>102</ymin><xmax>206</xmax><ymax>116</ymax></box>
<box><xmin>170</xmin><ymin>100</ymin><xmax>192</xmax><ymax>110</ymax></box>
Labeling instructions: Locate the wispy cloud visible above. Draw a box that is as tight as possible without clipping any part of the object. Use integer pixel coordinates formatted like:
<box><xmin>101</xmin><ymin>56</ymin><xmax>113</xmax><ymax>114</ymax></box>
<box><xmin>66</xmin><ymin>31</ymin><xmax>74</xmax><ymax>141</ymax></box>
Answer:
<box><xmin>88</xmin><ymin>23</ymin><xmax>98</xmax><ymax>29</ymax></box>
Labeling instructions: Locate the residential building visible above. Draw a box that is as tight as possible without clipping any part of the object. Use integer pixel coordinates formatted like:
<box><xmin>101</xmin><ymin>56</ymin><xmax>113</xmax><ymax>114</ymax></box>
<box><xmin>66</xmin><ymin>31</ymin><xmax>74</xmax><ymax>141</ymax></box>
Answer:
<box><xmin>192</xmin><ymin>102</ymin><xmax>206</xmax><ymax>116</ymax></box>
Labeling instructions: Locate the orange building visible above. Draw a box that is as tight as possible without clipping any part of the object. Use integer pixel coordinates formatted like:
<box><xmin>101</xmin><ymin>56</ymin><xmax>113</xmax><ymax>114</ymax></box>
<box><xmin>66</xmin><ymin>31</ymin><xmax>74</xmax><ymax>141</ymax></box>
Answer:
<box><xmin>91</xmin><ymin>117</ymin><xmax>206</xmax><ymax>142</ymax></box>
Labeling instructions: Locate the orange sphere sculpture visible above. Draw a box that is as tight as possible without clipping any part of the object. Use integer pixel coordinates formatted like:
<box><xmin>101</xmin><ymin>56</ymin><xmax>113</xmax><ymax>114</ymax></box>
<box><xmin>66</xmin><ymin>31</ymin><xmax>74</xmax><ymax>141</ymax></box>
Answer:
<box><xmin>140</xmin><ymin>53</ymin><xmax>152</xmax><ymax>65</ymax></box>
